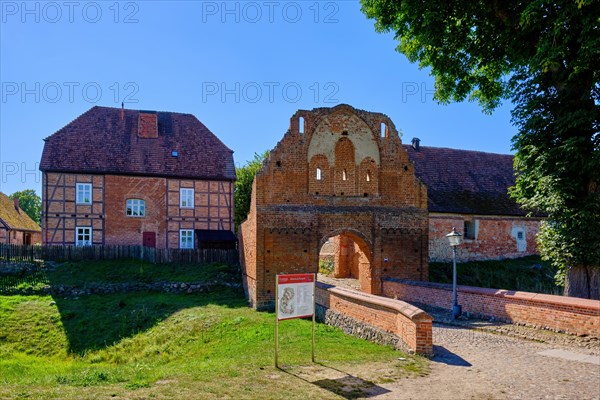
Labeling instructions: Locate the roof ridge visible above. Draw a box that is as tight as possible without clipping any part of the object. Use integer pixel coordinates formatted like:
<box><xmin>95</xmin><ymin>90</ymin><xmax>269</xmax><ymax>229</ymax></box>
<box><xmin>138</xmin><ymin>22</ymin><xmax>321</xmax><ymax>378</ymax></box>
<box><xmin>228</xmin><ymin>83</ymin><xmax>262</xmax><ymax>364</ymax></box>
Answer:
<box><xmin>93</xmin><ymin>105</ymin><xmax>196</xmax><ymax>117</ymax></box>
<box><xmin>403</xmin><ymin>144</ymin><xmax>514</xmax><ymax>157</ymax></box>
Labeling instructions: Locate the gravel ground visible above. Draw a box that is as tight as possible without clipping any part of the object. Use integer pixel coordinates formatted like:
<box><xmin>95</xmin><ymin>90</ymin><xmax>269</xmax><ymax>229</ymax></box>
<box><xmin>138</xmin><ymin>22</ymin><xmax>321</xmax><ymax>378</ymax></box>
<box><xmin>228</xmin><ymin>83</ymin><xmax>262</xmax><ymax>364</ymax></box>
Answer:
<box><xmin>318</xmin><ymin>275</ymin><xmax>600</xmax><ymax>399</ymax></box>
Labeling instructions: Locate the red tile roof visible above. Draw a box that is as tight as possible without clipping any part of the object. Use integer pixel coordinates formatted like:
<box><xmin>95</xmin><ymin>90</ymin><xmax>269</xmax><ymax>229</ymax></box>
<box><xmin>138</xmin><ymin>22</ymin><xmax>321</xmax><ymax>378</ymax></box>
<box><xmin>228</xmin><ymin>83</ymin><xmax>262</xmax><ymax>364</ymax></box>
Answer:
<box><xmin>40</xmin><ymin>106</ymin><xmax>235</xmax><ymax>181</ymax></box>
<box><xmin>0</xmin><ymin>192</ymin><xmax>41</xmax><ymax>232</ymax></box>
<box><xmin>403</xmin><ymin>145</ymin><xmax>531</xmax><ymax>216</ymax></box>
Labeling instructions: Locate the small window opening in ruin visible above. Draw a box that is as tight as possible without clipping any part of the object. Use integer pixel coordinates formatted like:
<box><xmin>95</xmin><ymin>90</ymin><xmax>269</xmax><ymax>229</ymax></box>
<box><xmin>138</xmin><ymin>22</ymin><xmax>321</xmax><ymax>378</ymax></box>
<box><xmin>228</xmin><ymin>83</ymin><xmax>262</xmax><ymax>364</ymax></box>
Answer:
<box><xmin>381</xmin><ymin>122</ymin><xmax>387</xmax><ymax>137</ymax></box>
<box><xmin>299</xmin><ymin>116</ymin><xmax>305</xmax><ymax>134</ymax></box>
<box><xmin>366</xmin><ymin>170</ymin><xmax>371</xmax><ymax>182</ymax></box>
<box><xmin>364</xmin><ymin>193</ymin><xmax>368</xmax><ymax>197</ymax></box>
<box><xmin>342</xmin><ymin>130</ymin><xmax>348</xmax><ymax>136</ymax></box>
<box><xmin>316</xmin><ymin>167</ymin><xmax>322</xmax><ymax>180</ymax></box>
<box><xmin>342</xmin><ymin>169</ymin><xmax>347</xmax><ymax>181</ymax></box>
<box><xmin>276</xmin><ymin>160</ymin><xmax>281</xmax><ymax>167</ymax></box>
<box><xmin>315</xmin><ymin>192</ymin><xmax>319</xmax><ymax>195</ymax></box>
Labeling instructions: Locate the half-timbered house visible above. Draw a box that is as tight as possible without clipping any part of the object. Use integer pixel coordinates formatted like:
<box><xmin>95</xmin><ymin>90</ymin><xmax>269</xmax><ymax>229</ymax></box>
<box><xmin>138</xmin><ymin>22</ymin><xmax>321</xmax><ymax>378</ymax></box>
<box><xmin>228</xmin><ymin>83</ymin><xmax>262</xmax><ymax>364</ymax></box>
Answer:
<box><xmin>0</xmin><ymin>192</ymin><xmax>42</xmax><ymax>245</ymax></box>
<box><xmin>40</xmin><ymin>106</ymin><xmax>236</xmax><ymax>249</ymax></box>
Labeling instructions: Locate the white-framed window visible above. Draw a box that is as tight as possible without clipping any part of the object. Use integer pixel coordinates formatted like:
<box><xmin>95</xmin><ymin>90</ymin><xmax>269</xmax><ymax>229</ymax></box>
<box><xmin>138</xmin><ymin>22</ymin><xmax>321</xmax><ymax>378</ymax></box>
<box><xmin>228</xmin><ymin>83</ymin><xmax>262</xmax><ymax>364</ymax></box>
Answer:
<box><xmin>126</xmin><ymin>199</ymin><xmax>146</xmax><ymax>217</ymax></box>
<box><xmin>180</xmin><ymin>188</ymin><xmax>194</xmax><ymax>208</ymax></box>
<box><xmin>316</xmin><ymin>167</ymin><xmax>322</xmax><ymax>180</ymax></box>
<box><xmin>180</xmin><ymin>229</ymin><xmax>194</xmax><ymax>249</ymax></box>
<box><xmin>76</xmin><ymin>183</ymin><xmax>92</xmax><ymax>204</ymax></box>
<box><xmin>75</xmin><ymin>227</ymin><xmax>92</xmax><ymax>246</ymax></box>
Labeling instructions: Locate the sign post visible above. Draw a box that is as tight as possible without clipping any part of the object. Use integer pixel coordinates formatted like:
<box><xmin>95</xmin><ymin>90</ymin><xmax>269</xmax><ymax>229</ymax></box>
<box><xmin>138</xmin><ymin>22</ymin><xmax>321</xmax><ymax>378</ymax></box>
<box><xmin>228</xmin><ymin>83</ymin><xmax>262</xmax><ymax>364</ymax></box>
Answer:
<box><xmin>275</xmin><ymin>273</ymin><xmax>316</xmax><ymax>368</ymax></box>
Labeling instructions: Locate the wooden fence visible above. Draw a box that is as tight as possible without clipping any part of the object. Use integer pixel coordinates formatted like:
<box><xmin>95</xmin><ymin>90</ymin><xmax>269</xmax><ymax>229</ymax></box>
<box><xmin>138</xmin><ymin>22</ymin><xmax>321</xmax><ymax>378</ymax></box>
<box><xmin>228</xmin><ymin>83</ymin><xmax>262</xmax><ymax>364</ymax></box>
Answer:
<box><xmin>0</xmin><ymin>243</ymin><xmax>239</xmax><ymax>265</ymax></box>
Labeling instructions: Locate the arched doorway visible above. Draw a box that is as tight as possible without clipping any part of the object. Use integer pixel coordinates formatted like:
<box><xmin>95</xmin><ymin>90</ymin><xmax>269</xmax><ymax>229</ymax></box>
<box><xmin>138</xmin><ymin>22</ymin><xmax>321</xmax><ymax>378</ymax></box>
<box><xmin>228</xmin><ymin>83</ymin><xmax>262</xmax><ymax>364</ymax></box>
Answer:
<box><xmin>318</xmin><ymin>230</ymin><xmax>374</xmax><ymax>293</ymax></box>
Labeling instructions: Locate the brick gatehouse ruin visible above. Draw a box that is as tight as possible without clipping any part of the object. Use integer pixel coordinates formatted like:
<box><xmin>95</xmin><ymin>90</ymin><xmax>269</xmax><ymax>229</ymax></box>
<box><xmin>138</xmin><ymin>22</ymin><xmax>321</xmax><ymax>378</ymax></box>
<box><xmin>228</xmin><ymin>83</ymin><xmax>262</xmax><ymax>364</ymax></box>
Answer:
<box><xmin>239</xmin><ymin>104</ymin><xmax>429</xmax><ymax>309</ymax></box>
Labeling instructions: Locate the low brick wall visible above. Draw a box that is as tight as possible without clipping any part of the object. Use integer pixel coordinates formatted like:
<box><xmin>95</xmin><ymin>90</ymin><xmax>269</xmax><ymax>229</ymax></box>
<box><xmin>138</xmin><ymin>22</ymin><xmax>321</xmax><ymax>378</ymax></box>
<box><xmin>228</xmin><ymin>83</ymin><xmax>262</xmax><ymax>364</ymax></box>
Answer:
<box><xmin>316</xmin><ymin>282</ymin><xmax>433</xmax><ymax>355</ymax></box>
<box><xmin>383</xmin><ymin>279</ymin><xmax>600</xmax><ymax>338</ymax></box>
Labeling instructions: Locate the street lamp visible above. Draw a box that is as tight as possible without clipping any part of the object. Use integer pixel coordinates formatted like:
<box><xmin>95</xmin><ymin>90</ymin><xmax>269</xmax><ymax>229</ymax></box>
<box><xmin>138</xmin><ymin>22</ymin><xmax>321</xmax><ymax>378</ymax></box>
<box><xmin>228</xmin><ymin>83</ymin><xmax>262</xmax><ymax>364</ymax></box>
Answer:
<box><xmin>446</xmin><ymin>227</ymin><xmax>462</xmax><ymax>319</ymax></box>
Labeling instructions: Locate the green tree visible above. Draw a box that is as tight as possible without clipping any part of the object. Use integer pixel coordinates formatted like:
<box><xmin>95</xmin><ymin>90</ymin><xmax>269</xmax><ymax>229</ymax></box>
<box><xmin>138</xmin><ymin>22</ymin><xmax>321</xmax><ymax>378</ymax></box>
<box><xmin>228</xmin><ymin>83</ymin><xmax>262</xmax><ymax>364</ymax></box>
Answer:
<box><xmin>361</xmin><ymin>0</ymin><xmax>599</xmax><ymax>298</ymax></box>
<box><xmin>234</xmin><ymin>151</ymin><xmax>269</xmax><ymax>229</ymax></box>
<box><xmin>9</xmin><ymin>189</ymin><xmax>41</xmax><ymax>225</ymax></box>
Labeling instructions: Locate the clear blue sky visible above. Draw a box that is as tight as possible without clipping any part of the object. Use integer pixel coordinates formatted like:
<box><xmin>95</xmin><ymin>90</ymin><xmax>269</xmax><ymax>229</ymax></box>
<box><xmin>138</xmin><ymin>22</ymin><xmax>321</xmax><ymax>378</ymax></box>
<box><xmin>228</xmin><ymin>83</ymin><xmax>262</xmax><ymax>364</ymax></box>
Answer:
<box><xmin>0</xmin><ymin>1</ymin><xmax>516</xmax><ymax>196</ymax></box>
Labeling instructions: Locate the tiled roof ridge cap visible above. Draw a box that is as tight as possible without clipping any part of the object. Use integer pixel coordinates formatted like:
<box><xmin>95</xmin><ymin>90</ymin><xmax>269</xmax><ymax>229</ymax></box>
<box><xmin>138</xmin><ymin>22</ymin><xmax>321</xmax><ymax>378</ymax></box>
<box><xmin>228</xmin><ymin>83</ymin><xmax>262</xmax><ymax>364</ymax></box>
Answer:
<box><xmin>404</xmin><ymin>144</ymin><xmax>515</xmax><ymax>158</ymax></box>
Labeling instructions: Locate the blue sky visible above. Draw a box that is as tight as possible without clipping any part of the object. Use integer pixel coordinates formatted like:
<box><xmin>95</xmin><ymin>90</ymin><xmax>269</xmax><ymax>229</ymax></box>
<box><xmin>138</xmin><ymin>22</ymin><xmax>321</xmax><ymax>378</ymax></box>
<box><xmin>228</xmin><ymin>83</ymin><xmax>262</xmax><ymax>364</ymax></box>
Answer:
<box><xmin>0</xmin><ymin>1</ymin><xmax>516</xmax><ymax>196</ymax></box>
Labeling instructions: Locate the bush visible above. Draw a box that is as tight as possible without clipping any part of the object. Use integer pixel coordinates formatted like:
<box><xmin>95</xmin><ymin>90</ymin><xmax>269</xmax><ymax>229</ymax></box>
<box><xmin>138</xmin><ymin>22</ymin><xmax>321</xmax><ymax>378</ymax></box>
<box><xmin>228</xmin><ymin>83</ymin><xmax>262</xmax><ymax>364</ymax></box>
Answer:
<box><xmin>318</xmin><ymin>259</ymin><xmax>334</xmax><ymax>275</ymax></box>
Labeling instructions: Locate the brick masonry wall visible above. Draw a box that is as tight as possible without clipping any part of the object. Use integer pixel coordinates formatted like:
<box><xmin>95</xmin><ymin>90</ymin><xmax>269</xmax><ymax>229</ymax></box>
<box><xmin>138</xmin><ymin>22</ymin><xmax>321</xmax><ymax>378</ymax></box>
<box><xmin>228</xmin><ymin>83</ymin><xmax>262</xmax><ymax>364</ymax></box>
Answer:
<box><xmin>316</xmin><ymin>282</ymin><xmax>433</xmax><ymax>355</ymax></box>
<box><xmin>429</xmin><ymin>213</ymin><xmax>542</xmax><ymax>262</ymax></box>
<box><xmin>383</xmin><ymin>279</ymin><xmax>600</xmax><ymax>338</ymax></box>
<box><xmin>240</xmin><ymin>105</ymin><xmax>429</xmax><ymax>308</ymax></box>
<box><xmin>0</xmin><ymin>229</ymin><xmax>40</xmax><ymax>245</ymax></box>
<box><xmin>105</xmin><ymin>175</ymin><xmax>168</xmax><ymax>248</ymax></box>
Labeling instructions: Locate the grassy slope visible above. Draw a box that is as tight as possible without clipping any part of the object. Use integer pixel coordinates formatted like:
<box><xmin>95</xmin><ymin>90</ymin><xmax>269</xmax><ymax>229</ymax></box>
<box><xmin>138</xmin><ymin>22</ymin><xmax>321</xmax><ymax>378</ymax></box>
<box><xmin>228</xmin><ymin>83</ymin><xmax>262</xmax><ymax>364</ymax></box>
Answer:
<box><xmin>428</xmin><ymin>256</ymin><xmax>562</xmax><ymax>295</ymax></box>
<box><xmin>0</xmin><ymin>263</ymin><xmax>427</xmax><ymax>399</ymax></box>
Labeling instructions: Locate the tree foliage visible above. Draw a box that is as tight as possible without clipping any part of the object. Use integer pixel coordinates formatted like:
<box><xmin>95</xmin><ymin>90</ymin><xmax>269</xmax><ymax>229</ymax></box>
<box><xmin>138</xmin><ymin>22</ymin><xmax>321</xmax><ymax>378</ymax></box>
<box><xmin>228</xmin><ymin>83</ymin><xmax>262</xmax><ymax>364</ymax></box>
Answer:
<box><xmin>234</xmin><ymin>151</ymin><xmax>269</xmax><ymax>229</ymax></box>
<box><xmin>361</xmin><ymin>0</ymin><xmax>600</xmax><ymax>298</ymax></box>
<box><xmin>9</xmin><ymin>189</ymin><xmax>41</xmax><ymax>225</ymax></box>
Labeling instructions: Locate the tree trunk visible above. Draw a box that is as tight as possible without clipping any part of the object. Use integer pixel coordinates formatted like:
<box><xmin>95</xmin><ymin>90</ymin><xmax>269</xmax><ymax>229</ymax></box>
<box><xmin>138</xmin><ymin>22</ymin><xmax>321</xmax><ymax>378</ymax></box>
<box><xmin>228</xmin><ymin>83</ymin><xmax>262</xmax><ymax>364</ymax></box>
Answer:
<box><xmin>564</xmin><ymin>265</ymin><xmax>600</xmax><ymax>300</ymax></box>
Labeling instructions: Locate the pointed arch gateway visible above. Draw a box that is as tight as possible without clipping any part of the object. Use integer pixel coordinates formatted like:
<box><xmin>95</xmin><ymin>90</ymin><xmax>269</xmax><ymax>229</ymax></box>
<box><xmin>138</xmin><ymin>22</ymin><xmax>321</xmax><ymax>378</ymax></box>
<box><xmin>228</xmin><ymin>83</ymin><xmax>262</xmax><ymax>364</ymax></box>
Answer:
<box><xmin>239</xmin><ymin>104</ymin><xmax>429</xmax><ymax>309</ymax></box>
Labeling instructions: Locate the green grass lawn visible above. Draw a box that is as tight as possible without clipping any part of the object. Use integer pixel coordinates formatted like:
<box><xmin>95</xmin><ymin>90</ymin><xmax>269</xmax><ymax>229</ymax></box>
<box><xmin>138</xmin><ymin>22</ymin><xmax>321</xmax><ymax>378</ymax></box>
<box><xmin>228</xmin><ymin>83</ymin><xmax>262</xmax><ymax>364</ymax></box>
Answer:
<box><xmin>0</xmin><ymin>262</ymin><xmax>427</xmax><ymax>399</ymax></box>
<box><xmin>429</xmin><ymin>256</ymin><xmax>563</xmax><ymax>295</ymax></box>
<box><xmin>0</xmin><ymin>260</ymin><xmax>239</xmax><ymax>294</ymax></box>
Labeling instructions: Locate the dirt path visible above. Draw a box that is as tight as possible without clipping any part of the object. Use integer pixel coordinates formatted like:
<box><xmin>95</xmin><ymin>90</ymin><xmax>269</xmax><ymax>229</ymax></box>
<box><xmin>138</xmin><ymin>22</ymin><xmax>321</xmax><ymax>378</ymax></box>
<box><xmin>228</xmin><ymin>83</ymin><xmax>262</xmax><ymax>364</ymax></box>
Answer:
<box><xmin>371</xmin><ymin>323</ymin><xmax>600</xmax><ymax>400</ymax></box>
<box><xmin>315</xmin><ymin>275</ymin><xmax>600</xmax><ymax>399</ymax></box>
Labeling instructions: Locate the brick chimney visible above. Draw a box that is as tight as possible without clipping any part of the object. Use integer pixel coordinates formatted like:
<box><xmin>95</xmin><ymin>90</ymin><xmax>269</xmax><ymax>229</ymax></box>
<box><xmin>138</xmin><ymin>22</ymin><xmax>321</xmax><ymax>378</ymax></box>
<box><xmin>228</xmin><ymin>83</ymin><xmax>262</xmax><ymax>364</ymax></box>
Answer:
<box><xmin>138</xmin><ymin>112</ymin><xmax>158</xmax><ymax>138</ymax></box>
<box><xmin>13</xmin><ymin>197</ymin><xmax>20</xmax><ymax>212</ymax></box>
<box><xmin>411</xmin><ymin>137</ymin><xmax>421</xmax><ymax>151</ymax></box>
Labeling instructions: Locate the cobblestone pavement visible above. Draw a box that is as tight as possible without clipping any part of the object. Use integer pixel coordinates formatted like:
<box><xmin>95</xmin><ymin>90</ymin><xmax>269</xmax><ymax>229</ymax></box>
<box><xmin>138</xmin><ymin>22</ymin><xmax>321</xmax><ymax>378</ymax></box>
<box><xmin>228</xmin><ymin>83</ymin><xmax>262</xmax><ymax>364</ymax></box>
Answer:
<box><xmin>318</xmin><ymin>275</ymin><xmax>600</xmax><ymax>399</ymax></box>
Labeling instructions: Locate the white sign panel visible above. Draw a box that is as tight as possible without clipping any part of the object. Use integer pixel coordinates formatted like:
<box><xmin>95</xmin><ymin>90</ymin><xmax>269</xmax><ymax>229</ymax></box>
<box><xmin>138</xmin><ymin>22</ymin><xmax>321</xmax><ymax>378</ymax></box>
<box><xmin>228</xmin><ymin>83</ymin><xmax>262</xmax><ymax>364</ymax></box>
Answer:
<box><xmin>277</xmin><ymin>274</ymin><xmax>315</xmax><ymax>320</ymax></box>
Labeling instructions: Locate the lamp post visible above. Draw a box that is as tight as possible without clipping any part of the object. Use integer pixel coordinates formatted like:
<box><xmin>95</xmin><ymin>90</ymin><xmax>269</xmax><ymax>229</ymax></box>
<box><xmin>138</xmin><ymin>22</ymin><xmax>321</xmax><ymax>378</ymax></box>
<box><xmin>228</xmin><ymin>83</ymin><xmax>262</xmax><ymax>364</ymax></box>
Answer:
<box><xmin>446</xmin><ymin>227</ymin><xmax>462</xmax><ymax>319</ymax></box>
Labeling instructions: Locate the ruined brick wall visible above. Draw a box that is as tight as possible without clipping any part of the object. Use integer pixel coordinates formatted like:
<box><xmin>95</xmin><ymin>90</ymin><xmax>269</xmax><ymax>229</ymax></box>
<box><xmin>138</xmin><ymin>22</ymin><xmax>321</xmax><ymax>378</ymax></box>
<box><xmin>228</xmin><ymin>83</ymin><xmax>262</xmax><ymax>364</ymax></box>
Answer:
<box><xmin>384</xmin><ymin>279</ymin><xmax>600</xmax><ymax>338</ymax></box>
<box><xmin>429</xmin><ymin>213</ymin><xmax>541</xmax><ymax>262</ymax></box>
<box><xmin>240</xmin><ymin>104</ymin><xmax>429</xmax><ymax>309</ymax></box>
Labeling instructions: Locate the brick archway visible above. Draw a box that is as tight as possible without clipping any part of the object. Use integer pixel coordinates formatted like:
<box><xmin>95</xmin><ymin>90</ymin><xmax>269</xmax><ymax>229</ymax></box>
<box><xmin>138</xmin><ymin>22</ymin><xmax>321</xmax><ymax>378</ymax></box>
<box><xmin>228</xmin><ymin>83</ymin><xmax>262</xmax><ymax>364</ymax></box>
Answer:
<box><xmin>239</xmin><ymin>104</ymin><xmax>429</xmax><ymax>309</ymax></box>
<box><xmin>319</xmin><ymin>229</ymin><xmax>374</xmax><ymax>293</ymax></box>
